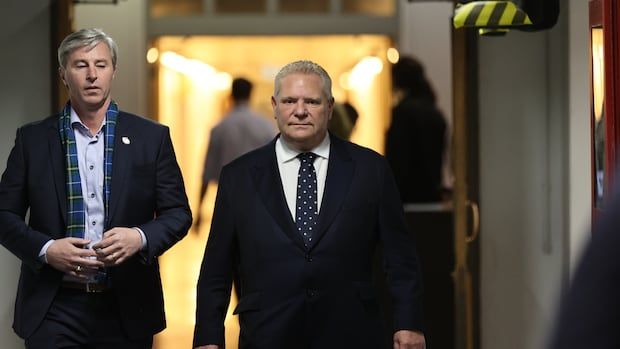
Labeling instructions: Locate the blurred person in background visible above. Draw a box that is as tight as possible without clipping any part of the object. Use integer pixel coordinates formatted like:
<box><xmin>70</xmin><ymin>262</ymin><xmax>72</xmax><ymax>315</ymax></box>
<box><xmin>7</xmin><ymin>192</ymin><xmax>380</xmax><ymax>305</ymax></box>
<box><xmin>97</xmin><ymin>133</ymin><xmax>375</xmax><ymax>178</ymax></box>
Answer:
<box><xmin>386</xmin><ymin>56</ymin><xmax>447</xmax><ymax>203</ymax></box>
<box><xmin>327</xmin><ymin>101</ymin><xmax>358</xmax><ymax>140</ymax></box>
<box><xmin>194</xmin><ymin>77</ymin><xmax>275</xmax><ymax>231</ymax></box>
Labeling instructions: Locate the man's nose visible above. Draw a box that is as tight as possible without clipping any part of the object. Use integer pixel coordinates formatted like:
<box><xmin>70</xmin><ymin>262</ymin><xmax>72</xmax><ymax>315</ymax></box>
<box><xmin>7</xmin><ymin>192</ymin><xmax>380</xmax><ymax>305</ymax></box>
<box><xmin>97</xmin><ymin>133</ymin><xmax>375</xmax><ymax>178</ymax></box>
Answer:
<box><xmin>86</xmin><ymin>66</ymin><xmax>97</xmax><ymax>81</ymax></box>
<box><xmin>294</xmin><ymin>101</ymin><xmax>308</xmax><ymax>117</ymax></box>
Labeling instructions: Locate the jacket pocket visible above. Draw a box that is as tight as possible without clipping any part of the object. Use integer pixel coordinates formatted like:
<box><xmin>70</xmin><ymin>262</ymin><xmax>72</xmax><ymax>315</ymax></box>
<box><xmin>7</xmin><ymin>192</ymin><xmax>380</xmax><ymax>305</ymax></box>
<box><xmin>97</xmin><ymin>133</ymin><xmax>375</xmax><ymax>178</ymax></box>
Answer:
<box><xmin>233</xmin><ymin>291</ymin><xmax>262</xmax><ymax>314</ymax></box>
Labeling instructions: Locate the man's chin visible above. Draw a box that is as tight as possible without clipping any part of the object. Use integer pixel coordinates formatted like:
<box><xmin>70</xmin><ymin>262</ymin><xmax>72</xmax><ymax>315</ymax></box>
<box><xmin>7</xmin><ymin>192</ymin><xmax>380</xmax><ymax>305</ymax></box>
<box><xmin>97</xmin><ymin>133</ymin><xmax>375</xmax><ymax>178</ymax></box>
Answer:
<box><xmin>76</xmin><ymin>96</ymin><xmax>108</xmax><ymax>109</ymax></box>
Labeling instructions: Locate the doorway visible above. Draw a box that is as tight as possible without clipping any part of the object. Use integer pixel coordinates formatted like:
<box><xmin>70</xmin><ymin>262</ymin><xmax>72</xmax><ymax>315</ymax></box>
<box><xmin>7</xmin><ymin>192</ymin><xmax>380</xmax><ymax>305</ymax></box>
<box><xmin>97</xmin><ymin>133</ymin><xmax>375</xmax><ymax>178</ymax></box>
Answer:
<box><xmin>151</xmin><ymin>34</ymin><xmax>394</xmax><ymax>349</ymax></box>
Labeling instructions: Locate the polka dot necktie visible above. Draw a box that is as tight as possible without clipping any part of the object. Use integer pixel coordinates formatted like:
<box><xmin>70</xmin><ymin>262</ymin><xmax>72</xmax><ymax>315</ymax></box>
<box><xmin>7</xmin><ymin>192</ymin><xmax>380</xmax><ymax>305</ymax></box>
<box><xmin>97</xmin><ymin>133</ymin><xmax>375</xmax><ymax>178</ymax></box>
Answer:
<box><xmin>296</xmin><ymin>152</ymin><xmax>318</xmax><ymax>248</ymax></box>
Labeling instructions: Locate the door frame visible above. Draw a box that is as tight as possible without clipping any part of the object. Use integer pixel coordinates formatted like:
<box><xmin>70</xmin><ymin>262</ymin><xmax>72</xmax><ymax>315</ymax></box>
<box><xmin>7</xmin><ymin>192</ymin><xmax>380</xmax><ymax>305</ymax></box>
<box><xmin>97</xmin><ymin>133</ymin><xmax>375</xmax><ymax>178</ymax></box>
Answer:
<box><xmin>589</xmin><ymin>0</ymin><xmax>620</xmax><ymax>220</ymax></box>
<box><xmin>452</xmin><ymin>24</ymin><xmax>480</xmax><ymax>349</ymax></box>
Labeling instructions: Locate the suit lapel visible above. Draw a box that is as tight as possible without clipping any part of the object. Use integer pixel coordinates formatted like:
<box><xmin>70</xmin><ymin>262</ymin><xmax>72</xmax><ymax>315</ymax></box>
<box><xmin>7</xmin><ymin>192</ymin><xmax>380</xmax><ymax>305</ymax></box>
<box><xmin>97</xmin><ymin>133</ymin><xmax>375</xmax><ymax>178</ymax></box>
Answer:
<box><xmin>48</xmin><ymin>119</ymin><xmax>67</xmax><ymax>226</ymax></box>
<box><xmin>108</xmin><ymin>113</ymin><xmax>130</xmax><ymax>222</ymax></box>
<box><xmin>312</xmin><ymin>136</ymin><xmax>354</xmax><ymax>249</ymax></box>
<box><xmin>252</xmin><ymin>140</ymin><xmax>305</xmax><ymax>250</ymax></box>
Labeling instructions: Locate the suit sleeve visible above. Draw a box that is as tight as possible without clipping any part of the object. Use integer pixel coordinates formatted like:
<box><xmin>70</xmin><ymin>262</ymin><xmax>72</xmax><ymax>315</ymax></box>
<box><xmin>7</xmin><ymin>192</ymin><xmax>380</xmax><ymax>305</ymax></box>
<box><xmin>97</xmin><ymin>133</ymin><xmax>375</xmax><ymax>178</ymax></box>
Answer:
<box><xmin>377</xmin><ymin>157</ymin><xmax>425</xmax><ymax>332</ymax></box>
<box><xmin>0</xmin><ymin>127</ymin><xmax>50</xmax><ymax>270</ymax></box>
<box><xmin>194</xmin><ymin>165</ymin><xmax>236</xmax><ymax>347</ymax></box>
<box><xmin>137</xmin><ymin>126</ymin><xmax>192</xmax><ymax>263</ymax></box>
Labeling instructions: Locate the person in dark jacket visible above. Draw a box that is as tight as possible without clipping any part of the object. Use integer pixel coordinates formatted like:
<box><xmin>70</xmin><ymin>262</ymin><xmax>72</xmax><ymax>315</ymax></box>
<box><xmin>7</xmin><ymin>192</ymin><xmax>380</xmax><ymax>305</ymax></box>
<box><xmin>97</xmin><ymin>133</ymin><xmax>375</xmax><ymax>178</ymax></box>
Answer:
<box><xmin>385</xmin><ymin>56</ymin><xmax>447</xmax><ymax>203</ymax></box>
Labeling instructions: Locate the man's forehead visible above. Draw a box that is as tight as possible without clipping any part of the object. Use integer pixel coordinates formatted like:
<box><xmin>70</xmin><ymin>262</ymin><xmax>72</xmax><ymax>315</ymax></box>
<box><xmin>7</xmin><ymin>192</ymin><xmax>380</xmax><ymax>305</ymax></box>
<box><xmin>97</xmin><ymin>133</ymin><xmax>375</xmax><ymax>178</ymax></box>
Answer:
<box><xmin>69</xmin><ymin>43</ymin><xmax>111</xmax><ymax>59</ymax></box>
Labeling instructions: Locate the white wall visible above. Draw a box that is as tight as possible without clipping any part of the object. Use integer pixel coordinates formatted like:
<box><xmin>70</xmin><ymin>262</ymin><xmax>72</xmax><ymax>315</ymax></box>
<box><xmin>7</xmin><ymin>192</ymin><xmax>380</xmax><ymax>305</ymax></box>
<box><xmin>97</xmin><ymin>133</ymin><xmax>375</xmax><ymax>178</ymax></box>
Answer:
<box><xmin>567</xmin><ymin>0</ymin><xmax>591</xmax><ymax>276</ymax></box>
<box><xmin>74</xmin><ymin>0</ymin><xmax>148</xmax><ymax>117</ymax></box>
<box><xmin>0</xmin><ymin>0</ymin><xmax>53</xmax><ymax>347</ymax></box>
<box><xmin>478</xmin><ymin>7</ymin><xmax>568</xmax><ymax>349</ymax></box>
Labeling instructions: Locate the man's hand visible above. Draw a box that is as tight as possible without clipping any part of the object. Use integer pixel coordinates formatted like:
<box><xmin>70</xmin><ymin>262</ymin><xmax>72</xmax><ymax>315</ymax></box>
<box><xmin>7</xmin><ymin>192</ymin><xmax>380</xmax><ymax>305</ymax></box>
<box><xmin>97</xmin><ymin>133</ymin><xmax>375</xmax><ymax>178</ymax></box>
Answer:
<box><xmin>393</xmin><ymin>330</ymin><xmax>425</xmax><ymax>349</ymax></box>
<box><xmin>46</xmin><ymin>238</ymin><xmax>103</xmax><ymax>278</ymax></box>
<box><xmin>92</xmin><ymin>227</ymin><xmax>142</xmax><ymax>266</ymax></box>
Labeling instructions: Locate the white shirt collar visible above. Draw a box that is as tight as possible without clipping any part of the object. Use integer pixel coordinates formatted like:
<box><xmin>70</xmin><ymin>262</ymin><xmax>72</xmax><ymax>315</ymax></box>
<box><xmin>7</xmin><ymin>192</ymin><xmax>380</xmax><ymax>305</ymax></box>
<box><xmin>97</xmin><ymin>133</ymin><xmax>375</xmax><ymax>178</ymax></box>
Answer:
<box><xmin>276</xmin><ymin>133</ymin><xmax>331</xmax><ymax>164</ymax></box>
<box><xmin>70</xmin><ymin>107</ymin><xmax>106</xmax><ymax>135</ymax></box>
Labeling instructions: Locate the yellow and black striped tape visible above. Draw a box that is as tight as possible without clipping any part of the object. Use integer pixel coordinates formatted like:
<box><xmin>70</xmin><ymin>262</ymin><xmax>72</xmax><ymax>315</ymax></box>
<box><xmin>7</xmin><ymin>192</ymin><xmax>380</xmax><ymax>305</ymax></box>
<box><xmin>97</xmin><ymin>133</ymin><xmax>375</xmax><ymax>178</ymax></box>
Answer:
<box><xmin>453</xmin><ymin>1</ymin><xmax>533</xmax><ymax>29</ymax></box>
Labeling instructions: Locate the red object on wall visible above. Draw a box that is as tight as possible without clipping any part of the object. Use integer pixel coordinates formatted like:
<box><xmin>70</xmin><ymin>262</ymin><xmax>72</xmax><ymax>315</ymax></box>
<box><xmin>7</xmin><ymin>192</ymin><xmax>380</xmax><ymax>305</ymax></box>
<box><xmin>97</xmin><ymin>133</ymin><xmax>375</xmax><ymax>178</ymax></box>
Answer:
<box><xmin>589</xmin><ymin>0</ymin><xmax>620</xmax><ymax>222</ymax></box>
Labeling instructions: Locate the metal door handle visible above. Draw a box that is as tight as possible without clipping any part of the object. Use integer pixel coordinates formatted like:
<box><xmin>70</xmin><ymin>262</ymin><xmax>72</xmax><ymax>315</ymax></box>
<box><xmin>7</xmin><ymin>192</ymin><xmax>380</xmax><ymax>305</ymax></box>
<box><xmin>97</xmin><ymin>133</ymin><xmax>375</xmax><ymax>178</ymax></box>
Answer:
<box><xmin>465</xmin><ymin>200</ymin><xmax>479</xmax><ymax>243</ymax></box>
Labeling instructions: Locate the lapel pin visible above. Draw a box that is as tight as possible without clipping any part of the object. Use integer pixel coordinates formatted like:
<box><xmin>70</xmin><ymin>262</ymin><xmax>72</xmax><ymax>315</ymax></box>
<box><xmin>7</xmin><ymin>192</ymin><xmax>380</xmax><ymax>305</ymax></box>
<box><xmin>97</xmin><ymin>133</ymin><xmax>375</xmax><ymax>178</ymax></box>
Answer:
<box><xmin>122</xmin><ymin>136</ymin><xmax>131</xmax><ymax>145</ymax></box>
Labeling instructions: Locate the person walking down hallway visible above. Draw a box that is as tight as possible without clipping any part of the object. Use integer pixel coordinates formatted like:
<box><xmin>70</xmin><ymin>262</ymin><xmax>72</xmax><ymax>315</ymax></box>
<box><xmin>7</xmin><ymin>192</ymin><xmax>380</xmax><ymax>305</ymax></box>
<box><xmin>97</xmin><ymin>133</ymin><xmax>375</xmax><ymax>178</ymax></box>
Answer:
<box><xmin>385</xmin><ymin>56</ymin><xmax>447</xmax><ymax>203</ymax></box>
<box><xmin>193</xmin><ymin>60</ymin><xmax>426</xmax><ymax>349</ymax></box>
<box><xmin>194</xmin><ymin>77</ymin><xmax>275</xmax><ymax>231</ymax></box>
<box><xmin>0</xmin><ymin>28</ymin><xmax>192</xmax><ymax>348</ymax></box>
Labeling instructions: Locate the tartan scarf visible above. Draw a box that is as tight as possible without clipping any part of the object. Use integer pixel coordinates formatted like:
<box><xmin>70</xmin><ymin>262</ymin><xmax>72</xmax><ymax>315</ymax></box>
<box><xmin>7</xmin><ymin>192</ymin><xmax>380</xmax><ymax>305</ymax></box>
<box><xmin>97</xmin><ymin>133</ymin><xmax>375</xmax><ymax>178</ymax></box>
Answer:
<box><xmin>58</xmin><ymin>101</ymin><xmax>118</xmax><ymax>238</ymax></box>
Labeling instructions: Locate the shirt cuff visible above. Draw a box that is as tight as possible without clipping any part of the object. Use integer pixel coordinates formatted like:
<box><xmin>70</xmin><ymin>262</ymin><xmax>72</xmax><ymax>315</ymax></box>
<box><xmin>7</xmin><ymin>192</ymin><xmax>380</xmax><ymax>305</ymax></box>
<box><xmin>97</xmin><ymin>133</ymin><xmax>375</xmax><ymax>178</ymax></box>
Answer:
<box><xmin>39</xmin><ymin>239</ymin><xmax>55</xmax><ymax>264</ymax></box>
<box><xmin>133</xmin><ymin>227</ymin><xmax>148</xmax><ymax>250</ymax></box>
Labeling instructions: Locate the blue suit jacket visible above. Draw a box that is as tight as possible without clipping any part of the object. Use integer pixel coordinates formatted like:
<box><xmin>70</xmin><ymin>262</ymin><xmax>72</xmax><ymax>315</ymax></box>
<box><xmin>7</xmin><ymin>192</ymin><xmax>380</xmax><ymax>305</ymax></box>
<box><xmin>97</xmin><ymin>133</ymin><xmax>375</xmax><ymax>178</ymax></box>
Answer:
<box><xmin>0</xmin><ymin>111</ymin><xmax>192</xmax><ymax>339</ymax></box>
<box><xmin>194</xmin><ymin>135</ymin><xmax>424</xmax><ymax>348</ymax></box>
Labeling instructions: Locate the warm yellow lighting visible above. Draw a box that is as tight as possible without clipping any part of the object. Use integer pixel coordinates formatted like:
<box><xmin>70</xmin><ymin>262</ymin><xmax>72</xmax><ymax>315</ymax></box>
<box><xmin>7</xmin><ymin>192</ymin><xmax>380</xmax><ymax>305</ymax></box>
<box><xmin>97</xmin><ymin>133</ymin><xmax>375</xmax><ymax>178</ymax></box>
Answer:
<box><xmin>215</xmin><ymin>72</ymin><xmax>233</xmax><ymax>90</ymax></box>
<box><xmin>146</xmin><ymin>47</ymin><xmax>159</xmax><ymax>64</ymax></box>
<box><xmin>348</xmin><ymin>56</ymin><xmax>383</xmax><ymax>89</ymax></box>
<box><xmin>160</xmin><ymin>51</ymin><xmax>215</xmax><ymax>77</ymax></box>
<box><xmin>160</xmin><ymin>51</ymin><xmax>231</xmax><ymax>91</ymax></box>
<box><xmin>339</xmin><ymin>72</ymin><xmax>351</xmax><ymax>90</ymax></box>
<box><xmin>387</xmin><ymin>47</ymin><xmax>399</xmax><ymax>64</ymax></box>
<box><xmin>592</xmin><ymin>28</ymin><xmax>604</xmax><ymax>122</ymax></box>
<box><xmin>160</xmin><ymin>51</ymin><xmax>187</xmax><ymax>72</ymax></box>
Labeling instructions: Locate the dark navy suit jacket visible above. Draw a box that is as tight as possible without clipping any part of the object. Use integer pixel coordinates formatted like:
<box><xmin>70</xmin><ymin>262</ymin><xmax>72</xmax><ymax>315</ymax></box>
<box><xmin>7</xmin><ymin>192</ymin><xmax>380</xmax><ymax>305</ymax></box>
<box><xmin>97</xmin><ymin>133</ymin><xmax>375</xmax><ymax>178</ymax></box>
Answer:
<box><xmin>194</xmin><ymin>135</ymin><xmax>424</xmax><ymax>349</ymax></box>
<box><xmin>0</xmin><ymin>111</ymin><xmax>192</xmax><ymax>339</ymax></box>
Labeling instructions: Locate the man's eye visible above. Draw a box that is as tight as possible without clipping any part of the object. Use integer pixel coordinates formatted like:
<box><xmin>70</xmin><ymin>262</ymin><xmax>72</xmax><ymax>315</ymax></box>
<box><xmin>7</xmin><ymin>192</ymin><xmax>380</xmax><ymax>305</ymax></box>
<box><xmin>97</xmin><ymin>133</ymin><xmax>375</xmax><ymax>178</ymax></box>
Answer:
<box><xmin>283</xmin><ymin>99</ymin><xmax>295</xmax><ymax>104</ymax></box>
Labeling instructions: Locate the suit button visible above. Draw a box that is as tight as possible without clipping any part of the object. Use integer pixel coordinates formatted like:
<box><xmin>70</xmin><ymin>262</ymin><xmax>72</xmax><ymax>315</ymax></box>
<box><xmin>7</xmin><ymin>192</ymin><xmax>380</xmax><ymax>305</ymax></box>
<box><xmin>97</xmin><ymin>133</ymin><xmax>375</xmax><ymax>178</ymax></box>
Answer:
<box><xmin>305</xmin><ymin>254</ymin><xmax>313</xmax><ymax>262</ymax></box>
<box><xmin>306</xmin><ymin>289</ymin><xmax>317</xmax><ymax>298</ymax></box>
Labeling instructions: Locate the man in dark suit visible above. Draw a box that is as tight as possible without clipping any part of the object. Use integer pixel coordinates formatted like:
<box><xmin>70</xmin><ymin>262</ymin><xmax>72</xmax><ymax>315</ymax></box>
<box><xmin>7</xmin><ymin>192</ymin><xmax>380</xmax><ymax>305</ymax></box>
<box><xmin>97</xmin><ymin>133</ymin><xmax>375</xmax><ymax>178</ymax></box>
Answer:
<box><xmin>193</xmin><ymin>60</ymin><xmax>425</xmax><ymax>349</ymax></box>
<box><xmin>0</xmin><ymin>28</ymin><xmax>192</xmax><ymax>348</ymax></box>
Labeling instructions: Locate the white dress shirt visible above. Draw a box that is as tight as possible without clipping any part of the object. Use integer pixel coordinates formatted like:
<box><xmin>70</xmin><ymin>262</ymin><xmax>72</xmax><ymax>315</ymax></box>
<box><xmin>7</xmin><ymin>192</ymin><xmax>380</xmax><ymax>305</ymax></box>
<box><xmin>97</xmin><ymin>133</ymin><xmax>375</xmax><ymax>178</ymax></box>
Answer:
<box><xmin>275</xmin><ymin>134</ymin><xmax>331</xmax><ymax>221</ymax></box>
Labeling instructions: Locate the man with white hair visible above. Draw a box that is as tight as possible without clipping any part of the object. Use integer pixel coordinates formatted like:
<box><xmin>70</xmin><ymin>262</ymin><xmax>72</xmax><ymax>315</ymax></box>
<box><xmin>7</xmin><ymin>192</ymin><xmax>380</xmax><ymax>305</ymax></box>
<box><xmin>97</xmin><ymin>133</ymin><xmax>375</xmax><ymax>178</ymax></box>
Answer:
<box><xmin>194</xmin><ymin>60</ymin><xmax>426</xmax><ymax>349</ymax></box>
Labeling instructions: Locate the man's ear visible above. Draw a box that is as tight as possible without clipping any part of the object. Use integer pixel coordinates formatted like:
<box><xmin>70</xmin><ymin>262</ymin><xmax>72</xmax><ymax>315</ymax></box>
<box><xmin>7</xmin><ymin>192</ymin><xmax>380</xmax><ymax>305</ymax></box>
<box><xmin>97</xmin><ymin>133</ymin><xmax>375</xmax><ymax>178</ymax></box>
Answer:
<box><xmin>271</xmin><ymin>95</ymin><xmax>277</xmax><ymax>109</ymax></box>
<box><xmin>58</xmin><ymin>67</ymin><xmax>67</xmax><ymax>87</ymax></box>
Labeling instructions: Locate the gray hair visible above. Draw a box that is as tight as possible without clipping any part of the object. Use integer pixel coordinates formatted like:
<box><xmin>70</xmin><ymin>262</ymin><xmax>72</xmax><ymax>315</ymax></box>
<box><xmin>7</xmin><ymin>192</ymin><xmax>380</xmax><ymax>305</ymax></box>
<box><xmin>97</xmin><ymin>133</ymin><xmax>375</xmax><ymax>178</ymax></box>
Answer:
<box><xmin>57</xmin><ymin>28</ymin><xmax>118</xmax><ymax>69</ymax></box>
<box><xmin>274</xmin><ymin>60</ymin><xmax>333</xmax><ymax>100</ymax></box>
